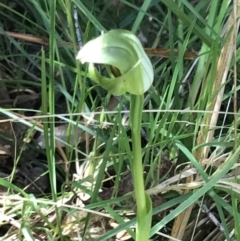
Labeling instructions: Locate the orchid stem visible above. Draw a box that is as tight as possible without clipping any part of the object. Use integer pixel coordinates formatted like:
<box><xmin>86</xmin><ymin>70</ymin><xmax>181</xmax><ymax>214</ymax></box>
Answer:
<box><xmin>130</xmin><ymin>94</ymin><xmax>147</xmax><ymax>219</ymax></box>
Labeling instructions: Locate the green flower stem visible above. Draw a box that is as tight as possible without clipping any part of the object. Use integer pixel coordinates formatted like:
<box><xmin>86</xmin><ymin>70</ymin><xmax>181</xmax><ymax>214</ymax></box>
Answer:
<box><xmin>130</xmin><ymin>94</ymin><xmax>147</xmax><ymax>218</ymax></box>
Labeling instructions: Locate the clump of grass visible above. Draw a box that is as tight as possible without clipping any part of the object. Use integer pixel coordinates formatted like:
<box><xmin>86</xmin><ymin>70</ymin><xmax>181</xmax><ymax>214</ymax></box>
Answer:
<box><xmin>0</xmin><ymin>1</ymin><xmax>240</xmax><ymax>241</ymax></box>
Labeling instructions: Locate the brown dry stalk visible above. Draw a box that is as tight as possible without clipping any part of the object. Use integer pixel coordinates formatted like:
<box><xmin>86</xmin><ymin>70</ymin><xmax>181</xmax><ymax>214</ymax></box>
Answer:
<box><xmin>196</xmin><ymin>6</ymin><xmax>240</xmax><ymax>161</ymax></box>
<box><xmin>0</xmin><ymin>30</ymin><xmax>197</xmax><ymax>60</ymax></box>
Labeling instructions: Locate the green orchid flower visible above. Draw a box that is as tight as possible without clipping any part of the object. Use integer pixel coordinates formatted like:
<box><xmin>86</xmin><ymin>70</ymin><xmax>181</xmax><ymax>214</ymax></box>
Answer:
<box><xmin>76</xmin><ymin>29</ymin><xmax>153</xmax><ymax>95</ymax></box>
<box><xmin>77</xmin><ymin>29</ymin><xmax>154</xmax><ymax>241</ymax></box>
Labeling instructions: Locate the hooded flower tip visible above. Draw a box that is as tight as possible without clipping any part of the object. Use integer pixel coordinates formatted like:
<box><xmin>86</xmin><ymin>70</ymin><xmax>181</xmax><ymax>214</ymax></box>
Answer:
<box><xmin>76</xmin><ymin>29</ymin><xmax>154</xmax><ymax>95</ymax></box>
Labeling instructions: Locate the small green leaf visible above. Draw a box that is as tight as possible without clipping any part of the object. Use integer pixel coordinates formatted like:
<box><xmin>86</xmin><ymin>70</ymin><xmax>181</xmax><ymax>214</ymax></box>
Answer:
<box><xmin>76</xmin><ymin>29</ymin><xmax>154</xmax><ymax>95</ymax></box>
